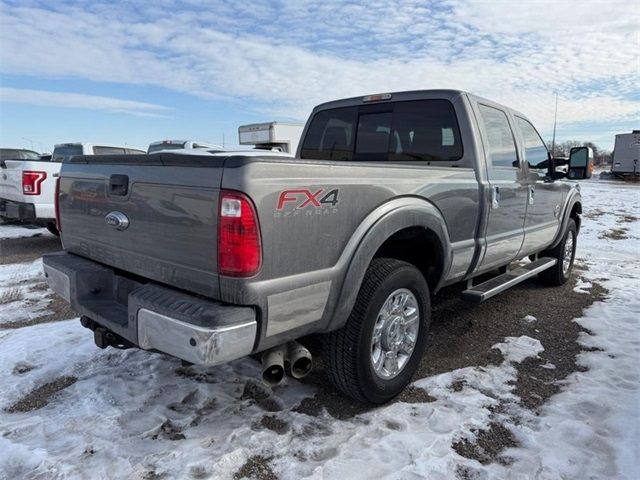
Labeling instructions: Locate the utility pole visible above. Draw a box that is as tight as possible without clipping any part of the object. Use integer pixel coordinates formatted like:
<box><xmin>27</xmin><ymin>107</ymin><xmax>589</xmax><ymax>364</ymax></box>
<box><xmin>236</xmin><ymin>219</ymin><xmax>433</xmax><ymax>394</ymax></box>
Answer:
<box><xmin>551</xmin><ymin>93</ymin><xmax>558</xmax><ymax>156</ymax></box>
<box><xmin>22</xmin><ymin>137</ymin><xmax>35</xmax><ymax>150</ymax></box>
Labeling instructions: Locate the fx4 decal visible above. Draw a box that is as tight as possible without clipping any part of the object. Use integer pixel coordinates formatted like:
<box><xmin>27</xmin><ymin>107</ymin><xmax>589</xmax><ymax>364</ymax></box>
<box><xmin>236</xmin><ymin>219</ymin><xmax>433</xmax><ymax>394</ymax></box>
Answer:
<box><xmin>276</xmin><ymin>188</ymin><xmax>340</xmax><ymax>210</ymax></box>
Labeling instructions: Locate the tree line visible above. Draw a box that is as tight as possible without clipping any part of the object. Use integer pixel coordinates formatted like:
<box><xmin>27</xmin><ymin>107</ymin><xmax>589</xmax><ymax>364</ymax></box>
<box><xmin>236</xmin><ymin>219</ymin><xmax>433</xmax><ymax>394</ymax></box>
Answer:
<box><xmin>546</xmin><ymin>140</ymin><xmax>612</xmax><ymax>165</ymax></box>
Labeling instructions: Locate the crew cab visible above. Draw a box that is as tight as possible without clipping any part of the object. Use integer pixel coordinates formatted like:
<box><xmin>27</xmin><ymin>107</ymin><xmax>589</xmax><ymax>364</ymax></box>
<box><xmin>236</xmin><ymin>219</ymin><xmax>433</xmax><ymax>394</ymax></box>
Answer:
<box><xmin>43</xmin><ymin>90</ymin><xmax>592</xmax><ymax>403</ymax></box>
<box><xmin>0</xmin><ymin>142</ymin><xmax>144</xmax><ymax>234</ymax></box>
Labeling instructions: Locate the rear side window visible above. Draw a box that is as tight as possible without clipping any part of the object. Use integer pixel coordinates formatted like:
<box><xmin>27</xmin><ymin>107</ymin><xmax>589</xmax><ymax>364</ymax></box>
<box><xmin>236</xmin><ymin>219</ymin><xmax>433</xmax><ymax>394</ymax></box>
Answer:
<box><xmin>0</xmin><ymin>149</ymin><xmax>39</xmax><ymax>160</ymax></box>
<box><xmin>0</xmin><ymin>149</ymin><xmax>22</xmax><ymax>160</ymax></box>
<box><xmin>515</xmin><ymin>117</ymin><xmax>549</xmax><ymax>170</ymax></box>
<box><xmin>300</xmin><ymin>107</ymin><xmax>357</xmax><ymax>161</ymax></box>
<box><xmin>300</xmin><ymin>99</ymin><xmax>463</xmax><ymax>163</ymax></box>
<box><xmin>93</xmin><ymin>146</ymin><xmax>126</xmax><ymax>155</ymax></box>
<box><xmin>478</xmin><ymin>104</ymin><xmax>518</xmax><ymax>168</ymax></box>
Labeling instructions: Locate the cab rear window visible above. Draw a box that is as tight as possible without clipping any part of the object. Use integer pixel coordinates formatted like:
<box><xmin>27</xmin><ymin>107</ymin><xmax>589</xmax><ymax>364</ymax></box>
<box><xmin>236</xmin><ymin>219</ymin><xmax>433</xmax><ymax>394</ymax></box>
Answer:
<box><xmin>93</xmin><ymin>146</ymin><xmax>126</xmax><ymax>155</ymax></box>
<box><xmin>147</xmin><ymin>143</ymin><xmax>186</xmax><ymax>153</ymax></box>
<box><xmin>300</xmin><ymin>99</ymin><xmax>463</xmax><ymax>163</ymax></box>
<box><xmin>52</xmin><ymin>145</ymin><xmax>83</xmax><ymax>162</ymax></box>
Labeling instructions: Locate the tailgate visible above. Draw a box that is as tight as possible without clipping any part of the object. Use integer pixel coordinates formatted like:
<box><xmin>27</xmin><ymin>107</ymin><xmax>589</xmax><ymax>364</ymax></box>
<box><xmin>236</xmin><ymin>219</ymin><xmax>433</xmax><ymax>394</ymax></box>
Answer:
<box><xmin>59</xmin><ymin>154</ymin><xmax>225</xmax><ymax>298</ymax></box>
<box><xmin>0</xmin><ymin>159</ymin><xmax>25</xmax><ymax>202</ymax></box>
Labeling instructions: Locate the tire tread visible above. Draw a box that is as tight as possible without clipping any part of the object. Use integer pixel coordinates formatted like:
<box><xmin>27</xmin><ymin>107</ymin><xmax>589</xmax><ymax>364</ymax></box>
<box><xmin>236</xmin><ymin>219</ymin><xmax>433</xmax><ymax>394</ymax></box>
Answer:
<box><xmin>323</xmin><ymin>258</ymin><xmax>419</xmax><ymax>402</ymax></box>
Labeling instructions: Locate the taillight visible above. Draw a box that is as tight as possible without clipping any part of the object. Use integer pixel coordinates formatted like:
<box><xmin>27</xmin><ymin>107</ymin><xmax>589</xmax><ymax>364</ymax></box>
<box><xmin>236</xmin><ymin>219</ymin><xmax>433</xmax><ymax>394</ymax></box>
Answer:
<box><xmin>54</xmin><ymin>178</ymin><xmax>61</xmax><ymax>232</ymax></box>
<box><xmin>218</xmin><ymin>190</ymin><xmax>262</xmax><ymax>277</ymax></box>
<box><xmin>22</xmin><ymin>171</ymin><xmax>46</xmax><ymax>195</ymax></box>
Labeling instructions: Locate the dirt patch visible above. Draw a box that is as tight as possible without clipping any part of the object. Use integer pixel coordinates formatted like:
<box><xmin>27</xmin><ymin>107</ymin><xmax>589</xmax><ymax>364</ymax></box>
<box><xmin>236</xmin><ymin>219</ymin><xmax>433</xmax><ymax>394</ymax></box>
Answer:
<box><xmin>151</xmin><ymin>420</ymin><xmax>185</xmax><ymax>441</ymax></box>
<box><xmin>141</xmin><ymin>469</ymin><xmax>165</xmax><ymax>480</ymax></box>
<box><xmin>174</xmin><ymin>366</ymin><xmax>218</xmax><ymax>383</ymax></box>
<box><xmin>0</xmin><ymin>294</ymin><xmax>76</xmax><ymax>329</ymax></box>
<box><xmin>396</xmin><ymin>385</ymin><xmax>436</xmax><ymax>403</ymax></box>
<box><xmin>28</xmin><ymin>282</ymin><xmax>50</xmax><ymax>292</ymax></box>
<box><xmin>599</xmin><ymin>227</ymin><xmax>629</xmax><ymax>240</ymax></box>
<box><xmin>617</xmin><ymin>214</ymin><xmax>638</xmax><ymax>223</ymax></box>
<box><xmin>5</xmin><ymin>376</ymin><xmax>77</xmax><ymax>413</ymax></box>
<box><xmin>167</xmin><ymin>390</ymin><xmax>199</xmax><ymax>413</ymax></box>
<box><xmin>512</xmin><ymin>282</ymin><xmax>607</xmax><ymax>410</ymax></box>
<box><xmin>241</xmin><ymin>379</ymin><xmax>284</xmax><ymax>412</ymax></box>
<box><xmin>12</xmin><ymin>362</ymin><xmax>36</xmax><ymax>375</ymax></box>
<box><xmin>0</xmin><ymin>287</ymin><xmax>22</xmax><ymax>304</ymax></box>
<box><xmin>233</xmin><ymin>455</ymin><xmax>278</xmax><ymax>480</ymax></box>
<box><xmin>452</xmin><ymin>422</ymin><xmax>518</xmax><ymax>465</ymax></box>
<box><xmin>0</xmin><ymin>235</ymin><xmax>61</xmax><ymax>265</ymax></box>
<box><xmin>256</xmin><ymin>415</ymin><xmax>290</xmax><ymax>434</ymax></box>
<box><xmin>583</xmin><ymin>209</ymin><xmax>605</xmax><ymax>220</ymax></box>
<box><xmin>450</xmin><ymin>379</ymin><xmax>466</xmax><ymax>392</ymax></box>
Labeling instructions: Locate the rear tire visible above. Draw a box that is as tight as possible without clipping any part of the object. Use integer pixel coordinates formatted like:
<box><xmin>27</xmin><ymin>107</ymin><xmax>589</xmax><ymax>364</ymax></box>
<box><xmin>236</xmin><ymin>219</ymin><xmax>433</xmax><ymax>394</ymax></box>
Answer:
<box><xmin>323</xmin><ymin>258</ymin><xmax>431</xmax><ymax>404</ymax></box>
<box><xmin>538</xmin><ymin>219</ymin><xmax>577</xmax><ymax>286</ymax></box>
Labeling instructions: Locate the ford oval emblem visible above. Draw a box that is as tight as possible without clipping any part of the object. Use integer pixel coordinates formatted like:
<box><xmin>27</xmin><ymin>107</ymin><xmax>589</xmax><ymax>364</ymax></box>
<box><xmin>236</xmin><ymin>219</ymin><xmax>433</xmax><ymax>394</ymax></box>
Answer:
<box><xmin>105</xmin><ymin>211</ymin><xmax>129</xmax><ymax>230</ymax></box>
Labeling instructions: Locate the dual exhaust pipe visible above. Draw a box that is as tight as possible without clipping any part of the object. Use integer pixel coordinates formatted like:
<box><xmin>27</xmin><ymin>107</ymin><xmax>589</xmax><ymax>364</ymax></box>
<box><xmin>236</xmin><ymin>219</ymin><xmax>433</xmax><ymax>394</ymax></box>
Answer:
<box><xmin>261</xmin><ymin>341</ymin><xmax>312</xmax><ymax>387</ymax></box>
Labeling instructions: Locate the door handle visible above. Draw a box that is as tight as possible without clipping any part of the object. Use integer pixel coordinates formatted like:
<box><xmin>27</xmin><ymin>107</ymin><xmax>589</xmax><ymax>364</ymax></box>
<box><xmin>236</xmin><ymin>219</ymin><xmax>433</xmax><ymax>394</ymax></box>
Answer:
<box><xmin>528</xmin><ymin>185</ymin><xmax>535</xmax><ymax>205</ymax></box>
<box><xmin>492</xmin><ymin>186</ymin><xmax>500</xmax><ymax>209</ymax></box>
<box><xmin>109</xmin><ymin>174</ymin><xmax>129</xmax><ymax>196</ymax></box>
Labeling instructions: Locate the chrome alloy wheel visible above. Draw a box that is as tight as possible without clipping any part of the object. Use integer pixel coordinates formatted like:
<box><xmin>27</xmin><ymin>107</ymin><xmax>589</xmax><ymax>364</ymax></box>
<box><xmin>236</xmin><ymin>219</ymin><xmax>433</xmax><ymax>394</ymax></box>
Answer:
<box><xmin>562</xmin><ymin>230</ymin><xmax>575</xmax><ymax>275</ymax></box>
<box><xmin>370</xmin><ymin>288</ymin><xmax>420</xmax><ymax>379</ymax></box>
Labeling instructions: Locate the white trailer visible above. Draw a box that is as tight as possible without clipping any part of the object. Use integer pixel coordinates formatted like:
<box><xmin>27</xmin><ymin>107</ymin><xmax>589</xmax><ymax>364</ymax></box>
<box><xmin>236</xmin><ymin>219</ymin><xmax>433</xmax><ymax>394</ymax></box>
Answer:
<box><xmin>238</xmin><ymin>122</ymin><xmax>304</xmax><ymax>155</ymax></box>
<box><xmin>611</xmin><ymin>131</ymin><xmax>640</xmax><ymax>177</ymax></box>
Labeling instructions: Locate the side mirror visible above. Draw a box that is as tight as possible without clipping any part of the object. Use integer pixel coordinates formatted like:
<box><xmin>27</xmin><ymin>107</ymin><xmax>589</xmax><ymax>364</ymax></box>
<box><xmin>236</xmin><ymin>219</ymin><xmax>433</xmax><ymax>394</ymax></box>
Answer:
<box><xmin>567</xmin><ymin>147</ymin><xmax>594</xmax><ymax>179</ymax></box>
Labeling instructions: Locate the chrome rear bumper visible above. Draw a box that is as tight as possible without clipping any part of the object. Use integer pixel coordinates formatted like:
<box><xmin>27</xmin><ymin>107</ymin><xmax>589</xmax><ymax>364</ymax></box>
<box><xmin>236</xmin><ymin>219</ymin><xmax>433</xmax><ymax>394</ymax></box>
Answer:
<box><xmin>43</xmin><ymin>252</ymin><xmax>257</xmax><ymax>366</ymax></box>
<box><xmin>137</xmin><ymin>309</ymin><xmax>256</xmax><ymax>366</ymax></box>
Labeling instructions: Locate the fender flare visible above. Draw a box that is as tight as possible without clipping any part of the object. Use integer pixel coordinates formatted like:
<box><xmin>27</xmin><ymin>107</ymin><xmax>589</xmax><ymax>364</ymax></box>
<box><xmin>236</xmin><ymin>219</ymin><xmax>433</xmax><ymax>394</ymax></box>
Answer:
<box><xmin>325</xmin><ymin>197</ymin><xmax>451</xmax><ymax>331</ymax></box>
<box><xmin>548</xmin><ymin>188</ymin><xmax>582</xmax><ymax>250</ymax></box>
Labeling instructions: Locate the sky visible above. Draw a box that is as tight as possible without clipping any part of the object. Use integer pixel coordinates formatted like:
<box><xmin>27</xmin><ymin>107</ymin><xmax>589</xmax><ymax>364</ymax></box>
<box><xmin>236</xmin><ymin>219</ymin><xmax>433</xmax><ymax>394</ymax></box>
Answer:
<box><xmin>0</xmin><ymin>0</ymin><xmax>638</xmax><ymax>153</ymax></box>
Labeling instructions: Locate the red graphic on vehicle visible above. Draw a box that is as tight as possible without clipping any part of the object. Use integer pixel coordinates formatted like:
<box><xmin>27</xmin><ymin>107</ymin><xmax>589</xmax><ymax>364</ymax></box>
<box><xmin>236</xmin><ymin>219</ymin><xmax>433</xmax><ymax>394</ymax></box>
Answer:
<box><xmin>276</xmin><ymin>189</ymin><xmax>339</xmax><ymax>210</ymax></box>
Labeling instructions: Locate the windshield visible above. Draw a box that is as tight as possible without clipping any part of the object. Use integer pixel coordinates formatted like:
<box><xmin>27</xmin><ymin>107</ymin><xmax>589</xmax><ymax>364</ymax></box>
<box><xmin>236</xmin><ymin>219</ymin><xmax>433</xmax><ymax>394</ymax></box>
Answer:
<box><xmin>300</xmin><ymin>99</ymin><xmax>463</xmax><ymax>163</ymax></box>
<box><xmin>52</xmin><ymin>145</ymin><xmax>83</xmax><ymax>162</ymax></box>
<box><xmin>148</xmin><ymin>142</ymin><xmax>186</xmax><ymax>153</ymax></box>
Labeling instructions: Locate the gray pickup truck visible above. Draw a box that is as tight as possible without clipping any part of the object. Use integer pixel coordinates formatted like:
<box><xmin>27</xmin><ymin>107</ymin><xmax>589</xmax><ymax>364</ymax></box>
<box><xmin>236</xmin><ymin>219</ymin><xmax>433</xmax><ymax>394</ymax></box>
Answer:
<box><xmin>43</xmin><ymin>90</ymin><xmax>593</xmax><ymax>403</ymax></box>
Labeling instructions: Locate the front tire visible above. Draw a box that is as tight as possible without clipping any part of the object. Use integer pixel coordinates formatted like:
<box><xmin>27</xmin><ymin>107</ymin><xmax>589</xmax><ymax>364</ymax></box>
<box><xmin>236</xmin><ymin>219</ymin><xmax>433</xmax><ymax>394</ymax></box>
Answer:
<box><xmin>323</xmin><ymin>258</ymin><xmax>431</xmax><ymax>404</ymax></box>
<box><xmin>538</xmin><ymin>219</ymin><xmax>577</xmax><ymax>286</ymax></box>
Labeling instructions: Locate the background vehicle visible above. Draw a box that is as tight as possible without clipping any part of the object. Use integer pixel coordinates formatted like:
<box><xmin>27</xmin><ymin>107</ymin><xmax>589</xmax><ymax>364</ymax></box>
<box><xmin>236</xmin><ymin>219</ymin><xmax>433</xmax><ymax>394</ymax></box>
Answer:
<box><xmin>0</xmin><ymin>148</ymin><xmax>41</xmax><ymax>161</ymax></box>
<box><xmin>0</xmin><ymin>142</ymin><xmax>144</xmax><ymax>233</ymax></box>
<box><xmin>611</xmin><ymin>131</ymin><xmax>640</xmax><ymax>177</ymax></box>
<box><xmin>44</xmin><ymin>90</ymin><xmax>590</xmax><ymax>403</ymax></box>
<box><xmin>147</xmin><ymin>140</ymin><xmax>224</xmax><ymax>154</ymax></box>
<box><xmin>238</xmin><ymin>122</ymin><xmax>304</xmax><ymax>154</ymax></box>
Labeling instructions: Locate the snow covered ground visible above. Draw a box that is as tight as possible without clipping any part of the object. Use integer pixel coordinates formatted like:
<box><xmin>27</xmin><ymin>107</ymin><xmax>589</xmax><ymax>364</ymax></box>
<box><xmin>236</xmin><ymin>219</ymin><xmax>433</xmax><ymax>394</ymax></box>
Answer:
<box><xmin>0</xmin><ymin>224</ymin><xmax>51</xmax><ymax>240</ymax></box>
<box><xmin>0</xmin><ymin>178</ymin><xmax>638</xmax><ymax>479</ymax></box>
<box><xmin>0</xmin><ymin>260</ymin><xmax>53</xmax><ymax>327</ymax></box>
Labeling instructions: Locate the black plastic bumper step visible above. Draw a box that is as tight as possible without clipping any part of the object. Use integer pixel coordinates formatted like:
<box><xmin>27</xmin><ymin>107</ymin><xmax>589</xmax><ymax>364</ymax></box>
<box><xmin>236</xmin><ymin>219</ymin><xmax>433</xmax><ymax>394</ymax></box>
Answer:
<box><xmin>462</xmin><ymin>257</ymin><xmax>557</xmax><ymax>303</ymax></box>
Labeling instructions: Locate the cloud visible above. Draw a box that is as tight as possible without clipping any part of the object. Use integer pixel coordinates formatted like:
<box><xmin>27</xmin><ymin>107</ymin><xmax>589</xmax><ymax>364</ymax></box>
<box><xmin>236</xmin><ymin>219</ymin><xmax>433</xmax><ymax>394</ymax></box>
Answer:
<box><xmin>0</xmin><ymin>87</ymin><xmax>171</xmax><ymax>117</ymax></box>
<box><xmin>0</xmin><ymin>0</ymin><xmax>637</xmax><ymax>137</ymax></box>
